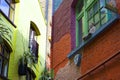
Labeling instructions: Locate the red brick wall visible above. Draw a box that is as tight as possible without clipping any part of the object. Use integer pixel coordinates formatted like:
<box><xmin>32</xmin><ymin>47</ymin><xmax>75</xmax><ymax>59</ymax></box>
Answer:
<box><xmin>116</xmin><ymin>0</ymin><xmax>120</xmax><ymax>14</ymax></box>
<box><xmin>52</xmin><ymin>0</ymin><xmax>74</xmax><ymax>77</ymax></box>
<box><xmin>52</xmin><ymin>33</ymin><xmax>71</xmax><ymax>74</ymax></box>
<box><xmin>81</xmin><ymin>20</ymin><xmax>120</xmax><ymax>80</ymax></box>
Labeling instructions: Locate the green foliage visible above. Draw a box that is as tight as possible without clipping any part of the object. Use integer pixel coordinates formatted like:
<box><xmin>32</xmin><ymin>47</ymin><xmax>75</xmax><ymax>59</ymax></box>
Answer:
<box><xmin>39</xmin><ymin>68</ymin><xmax>54</xmax><ymax>80</ymax></box>
<box><xmin>22</xmin><ymin>50</ymin><xmax>38</xmax><ymax>71</ymax></box>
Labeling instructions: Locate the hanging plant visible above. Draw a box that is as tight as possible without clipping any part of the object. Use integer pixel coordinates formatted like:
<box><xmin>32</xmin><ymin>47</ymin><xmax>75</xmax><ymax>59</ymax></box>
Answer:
<box><xmin>18</xmin><ymin>50</ymin><xmax>38</xmax><ymax>75</ymax></box>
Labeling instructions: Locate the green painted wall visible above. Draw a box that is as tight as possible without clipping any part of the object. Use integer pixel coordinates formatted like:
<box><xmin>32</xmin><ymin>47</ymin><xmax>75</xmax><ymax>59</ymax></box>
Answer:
<box><xmin>7</xmin><ymin>0</ymin><xmax>47</xmax><ymax>80</ymax></box>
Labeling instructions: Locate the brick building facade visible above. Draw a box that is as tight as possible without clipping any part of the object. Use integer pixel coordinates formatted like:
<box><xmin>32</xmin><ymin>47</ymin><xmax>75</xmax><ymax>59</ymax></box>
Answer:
<box><xmin>52</xmin><ymin>0</ymin><xmax>120</xmax><ymax>80</ymax></box>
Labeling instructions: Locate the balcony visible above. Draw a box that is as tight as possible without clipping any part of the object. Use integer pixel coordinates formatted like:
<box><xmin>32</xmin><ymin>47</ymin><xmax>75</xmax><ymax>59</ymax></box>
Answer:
<box><xmin>0</xmin><ymin>10</ymin><xmax>16</xmax><ymax>52</ymax></box>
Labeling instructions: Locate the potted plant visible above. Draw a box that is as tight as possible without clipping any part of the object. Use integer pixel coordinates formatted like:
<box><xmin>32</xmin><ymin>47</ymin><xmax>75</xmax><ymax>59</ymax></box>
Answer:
<box><xmin>18</xmin><ymin>50</ymin><xmax>37</xmax><ymax>75</ymax></box>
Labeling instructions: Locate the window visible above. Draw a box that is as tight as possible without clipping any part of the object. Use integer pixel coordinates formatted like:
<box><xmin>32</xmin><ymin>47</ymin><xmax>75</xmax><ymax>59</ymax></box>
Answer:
<box><xmin>0</xmin><ymin>43</ymin><xmax>10</xmax><ymax>78</ymax></box>
<box><xmin>0</xmin><ymin>0</ymin><xmax>15</xmax><ymax>22</ymax></box>
<box><xmin>76</xmin><ymin>0</ymin><xmax>117</xmax><ymax>43</ymax></box>
<box><xmin>29</xmin><ymin>24</ymin><xmax>39</xmax><ymax>58</ymax></box>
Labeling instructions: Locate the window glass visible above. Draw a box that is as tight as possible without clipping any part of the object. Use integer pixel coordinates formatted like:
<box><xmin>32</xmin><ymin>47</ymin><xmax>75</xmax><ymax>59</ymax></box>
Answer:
<box><xmin>100</xmin><ymin>8</ymin><xmax>108</xmax><ymax>25</ymax></box>
<box><xmin>78</xmin><ymin>0</ymin><xmax>84</xmax><ymax>13</ymax></box>
<box><xmin>2</xmin><ymin>59</ymin><xmax>8</xmax><ymax>77</ymax></box>
<box><xmin>78</xmin><ymin>17</ymin><xmax>83</xmax><ymax>44</ymax></box>
<box><xmin>93</xmin><ymin>1</ymin><xmax>99</xmax><ymax>13</ymax></box>
<box><xmin>0</xmin><ymin>57</ymin><xmax>2</xmax><ymax>74</ymax></box>
<box><xmin>0</xmin><ymin>44</ymin><xmax>10</xmax><ymax>78</ymax></box>
<box><xmin>29</xmin><ymin>26</ymin><xmax>39</xmax><ymax>58</ymax></box>
<box><xmin>100</xmin><ymin>0</ymin><xmax>105</xmax><ymax>7</ymax></box>
<box><xmin>0</xmin><ymin>0</ymin><xmax>10</xmax><ymax>17</ymax></box>
<box><xmin>88</xmin><ymin>8</ymin><xmax>93</xmax><ymax>19</ymax></box>
<box><xmin>4</xmin><ymin>49</ymin><xmax>9</xmax><ymax>59</ymax></box>
<box><xmin>94</xmin><ymin>12</ymin><xmax>99</xmax><ymax>24</ymax></box>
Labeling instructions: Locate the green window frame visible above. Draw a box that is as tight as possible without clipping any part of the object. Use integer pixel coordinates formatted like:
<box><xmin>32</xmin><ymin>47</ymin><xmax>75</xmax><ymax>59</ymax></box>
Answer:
<box><xmin>76</xmin><ymin>0</ymin><xmax>117</xmax><ymax>45</ymax></box>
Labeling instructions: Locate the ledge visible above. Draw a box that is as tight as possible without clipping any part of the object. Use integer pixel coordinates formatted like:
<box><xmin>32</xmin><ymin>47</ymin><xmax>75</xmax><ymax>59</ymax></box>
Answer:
<box><xmin>67</xmin><ymin>14</ymin><xmax>120</xmax><ymax>59</ymax></box>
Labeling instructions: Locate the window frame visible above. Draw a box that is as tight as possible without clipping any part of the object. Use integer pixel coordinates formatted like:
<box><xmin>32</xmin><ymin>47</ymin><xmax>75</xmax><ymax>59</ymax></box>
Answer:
<box><xmin>0</xmin><ymin>0</ymin><xmax>15</xmax><ymax>22</ymax></box>
<box><xmin>76</xmin><ymin>0</ymin><xmax>118</xmax><ymax>43</ymax></box>
<box><xmin>29</xmin><ymin>24</ymin><xmax>39</xmax><ymax>59</ymax></box>
<box><xmin>0</xmin><ymin>43</ymin><xmax>10</xmax><ymax>79</ymax></box>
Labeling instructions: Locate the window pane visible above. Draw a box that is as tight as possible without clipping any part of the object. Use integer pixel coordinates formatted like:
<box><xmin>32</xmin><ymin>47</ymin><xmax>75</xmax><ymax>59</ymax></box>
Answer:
<box><xmin>88</xmin><ymin>8</ymin><xmax>93</xmax><ymax>19</ymax></box>
<box><xmin>78</xmin><ymin>17</ymin><xmax>83</xmax><ymax>43</ymax></box>
<box><xmin>100</xmin><ymin>8</ymin><xmax>107</xmax><ymax>25</ymax></box>
<box><xmin>2</xmin><ymin>59</ymin><xmax>8</xmax><ymax>77</ymax></box>
<box><xmin>78</xmin><ymin>0</ymin><xmax>84</xmax><ymax>13</ymax></box>
<box><xmin>93</xmin><ymin>1</ymin><xmax>99</xmax><ymax>13</ymax></box>
<box><xmin>95</xmin><ymin>22</ymin><xmax>100</xmax><ymax>30</ymax></box>
<box><xmin>94</xmin><ymin>12</ymin><xmax>100</xmax><ymax>25</ymax></box>
<box><xmin>0</xmin><ymin>56</ymin><xmax>2</xmax><ymax>74</ymax></box>
<box><xmin>100</xmin><ymin>0</ymin><xmax>105</xmax><ymax>7</ymax></box>
<box><xmin>0</xmin><ymin>0</ymin><xmax>10</xmax><ymax>16</ymax></box>
<box><xmin>4</xmin><ymin>49</ymin><xmax>9</xmax><ymax>59</ymax></box>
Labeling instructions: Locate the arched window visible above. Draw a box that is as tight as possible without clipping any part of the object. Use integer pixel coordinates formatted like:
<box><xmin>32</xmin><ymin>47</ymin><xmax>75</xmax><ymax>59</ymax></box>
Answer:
<box><xmin>29</xmin><ymin>21</ymin><xmax>40</xmax><ymax>58</ymax></box>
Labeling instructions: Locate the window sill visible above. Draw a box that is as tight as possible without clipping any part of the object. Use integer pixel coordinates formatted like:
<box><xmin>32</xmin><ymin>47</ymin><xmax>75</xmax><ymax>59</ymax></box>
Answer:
<box><xmin>67</xmin><ymin>14</ymin><xmax>120</xmax><ymax>59</ymax></box>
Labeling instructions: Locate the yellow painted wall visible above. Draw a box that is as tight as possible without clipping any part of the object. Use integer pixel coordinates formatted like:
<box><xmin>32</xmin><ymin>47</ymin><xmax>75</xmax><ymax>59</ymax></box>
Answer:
<box><xmin>8</xmin><ymin>0</ymin><xmax>47</xmax><ymax>80</ymax></box>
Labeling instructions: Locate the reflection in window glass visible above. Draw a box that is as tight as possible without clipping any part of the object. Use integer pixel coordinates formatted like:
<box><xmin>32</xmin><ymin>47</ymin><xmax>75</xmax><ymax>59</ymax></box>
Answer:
<box><xmin>0</xmin><ymin>0</ymin><xmax>10</xmax><ymax>17</ymax></box>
